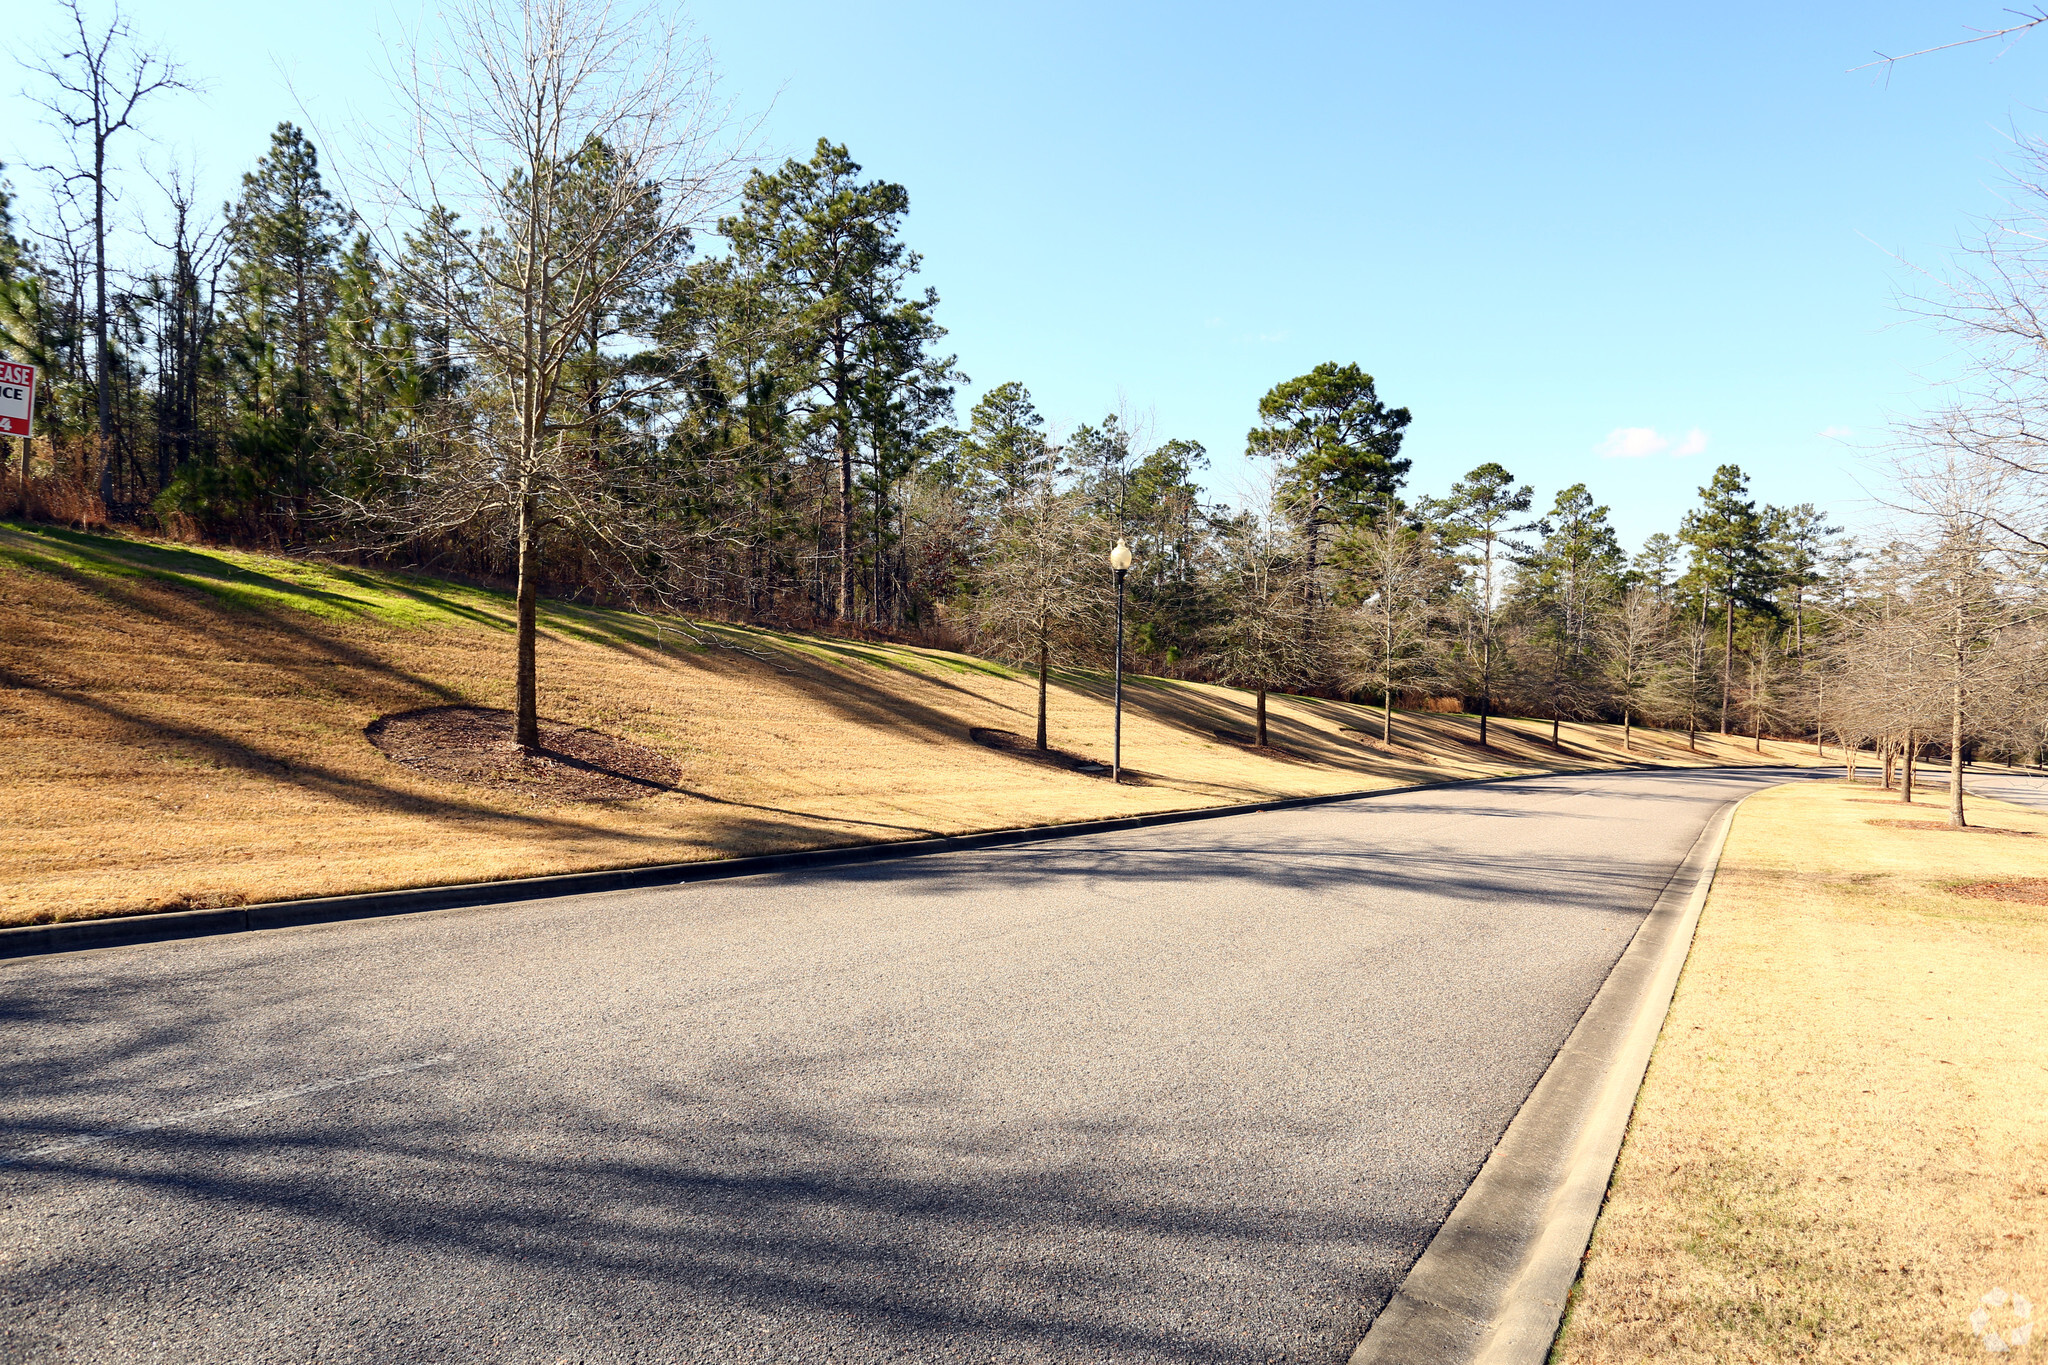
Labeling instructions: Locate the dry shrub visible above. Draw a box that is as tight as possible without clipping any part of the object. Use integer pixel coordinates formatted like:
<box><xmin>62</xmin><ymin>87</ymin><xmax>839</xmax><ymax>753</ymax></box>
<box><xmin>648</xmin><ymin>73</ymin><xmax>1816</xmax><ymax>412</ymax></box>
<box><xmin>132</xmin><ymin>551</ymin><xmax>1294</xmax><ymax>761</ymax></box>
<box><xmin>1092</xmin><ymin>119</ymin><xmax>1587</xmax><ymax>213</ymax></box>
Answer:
<box><xmin>1</xmin><ymin>471</ymin><xmax>107</xmax><ymax>528</ymax></box>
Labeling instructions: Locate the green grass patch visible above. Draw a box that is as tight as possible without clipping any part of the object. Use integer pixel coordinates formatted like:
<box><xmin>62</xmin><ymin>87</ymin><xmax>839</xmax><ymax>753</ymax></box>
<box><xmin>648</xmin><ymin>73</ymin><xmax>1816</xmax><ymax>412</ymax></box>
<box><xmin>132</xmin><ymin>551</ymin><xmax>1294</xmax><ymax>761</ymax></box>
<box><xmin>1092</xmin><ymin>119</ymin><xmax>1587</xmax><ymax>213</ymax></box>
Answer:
<box><xmin>0</xmin><ymin>522</ymin><xmax>508</xmax><ymax>628</ymax></box>
<box><xmin>0</xmin><ymin>521</ymin><xmax>704</xmax><ymax>652</ymax></box>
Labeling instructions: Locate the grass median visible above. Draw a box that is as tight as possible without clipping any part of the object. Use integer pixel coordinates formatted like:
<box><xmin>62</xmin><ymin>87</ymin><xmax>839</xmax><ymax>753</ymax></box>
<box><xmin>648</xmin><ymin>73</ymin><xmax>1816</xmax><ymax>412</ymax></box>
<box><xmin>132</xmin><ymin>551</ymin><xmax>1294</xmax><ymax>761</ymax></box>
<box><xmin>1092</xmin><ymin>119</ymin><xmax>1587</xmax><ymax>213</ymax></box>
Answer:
<box><xmin>1553</xmin><ymin>778</ymin><xmax>2048</xmax><ymax>1363</ymax></box>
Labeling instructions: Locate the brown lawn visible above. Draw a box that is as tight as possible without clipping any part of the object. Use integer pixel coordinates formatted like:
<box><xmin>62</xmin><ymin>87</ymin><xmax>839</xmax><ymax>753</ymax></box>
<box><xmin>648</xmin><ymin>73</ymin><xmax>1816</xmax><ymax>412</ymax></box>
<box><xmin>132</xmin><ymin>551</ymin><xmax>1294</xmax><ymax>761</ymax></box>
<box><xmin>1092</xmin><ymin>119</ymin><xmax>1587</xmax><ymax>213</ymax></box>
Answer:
<box><xmin>1</xmin><ymin>521</ymin><xmax>1832</xmax><ymax>926</ymax></box>
<box><xmin>1554</xmin><ymin>779</ymin><xmax>2048</xmax><ymax>1363</ymax></box>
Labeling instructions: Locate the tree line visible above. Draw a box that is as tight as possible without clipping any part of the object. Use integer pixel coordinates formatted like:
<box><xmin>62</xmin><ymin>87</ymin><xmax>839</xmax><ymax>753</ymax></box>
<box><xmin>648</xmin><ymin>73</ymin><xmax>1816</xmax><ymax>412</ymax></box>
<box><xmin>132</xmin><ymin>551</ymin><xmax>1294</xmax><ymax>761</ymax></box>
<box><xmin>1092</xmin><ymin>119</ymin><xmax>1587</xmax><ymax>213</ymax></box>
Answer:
<box><xmin>2</xmin><ymin>0</ymin><xmax>2044</xmax><ymax>798</ymax></box>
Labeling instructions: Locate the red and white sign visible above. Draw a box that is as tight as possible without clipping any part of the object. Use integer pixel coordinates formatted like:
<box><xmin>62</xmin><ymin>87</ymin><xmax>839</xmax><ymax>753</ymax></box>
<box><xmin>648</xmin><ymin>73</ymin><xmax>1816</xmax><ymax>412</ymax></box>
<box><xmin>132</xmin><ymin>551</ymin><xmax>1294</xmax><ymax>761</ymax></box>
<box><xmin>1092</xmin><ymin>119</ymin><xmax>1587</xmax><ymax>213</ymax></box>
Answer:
<box><xmin>0</xmin><ymin>362</ymin><xmax>35</xmax><ymax>438</ymax></box>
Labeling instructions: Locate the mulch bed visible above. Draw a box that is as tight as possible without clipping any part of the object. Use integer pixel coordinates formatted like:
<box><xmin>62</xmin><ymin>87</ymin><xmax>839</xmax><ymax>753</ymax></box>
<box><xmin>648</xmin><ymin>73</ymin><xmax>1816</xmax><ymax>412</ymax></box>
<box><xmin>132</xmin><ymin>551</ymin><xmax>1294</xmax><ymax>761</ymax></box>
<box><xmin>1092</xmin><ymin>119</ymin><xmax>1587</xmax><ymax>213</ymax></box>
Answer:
<box><xmin>967</xmin><ymin>727</ymin><xmax>1110</xmax><ymax>777</ymax></box>
<box><xmin>1950</xmin><ymin>878</ymin><xmax>2048</xmax><ymax>904</ymax></box>
<box><xmin>366</xmin><ymin>706</ymin><xmax>681</xmax><ymax>803</ymax></box>
<box><xmin>1865</xmin><ymin>819</ymin><xmax>2038</xmax><ymax>837</ymax></box>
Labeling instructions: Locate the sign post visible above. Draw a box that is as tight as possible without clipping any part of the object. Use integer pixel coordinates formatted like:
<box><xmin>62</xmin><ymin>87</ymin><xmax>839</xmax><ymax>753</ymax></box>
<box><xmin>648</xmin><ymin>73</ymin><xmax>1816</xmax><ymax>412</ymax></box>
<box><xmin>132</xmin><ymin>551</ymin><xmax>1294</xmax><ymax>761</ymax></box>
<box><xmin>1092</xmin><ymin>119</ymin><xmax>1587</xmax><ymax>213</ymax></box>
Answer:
<box><xmin>0</xmin><ymin>361</ymin><xmax>32</xmax><ymax>502</ymax></box>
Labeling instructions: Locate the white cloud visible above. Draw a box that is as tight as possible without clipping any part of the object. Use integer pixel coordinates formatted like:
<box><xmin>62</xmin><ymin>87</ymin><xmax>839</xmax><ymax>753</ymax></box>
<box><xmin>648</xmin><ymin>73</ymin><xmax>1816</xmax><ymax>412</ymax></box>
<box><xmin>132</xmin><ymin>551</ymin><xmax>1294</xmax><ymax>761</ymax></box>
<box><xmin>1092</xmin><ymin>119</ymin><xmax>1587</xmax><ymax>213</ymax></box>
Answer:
<box><xmin>1672</xmin><ymin>427</ymin><xmax>1710</xmax><ymax>457</ymax></box>
<box><xmin>1819</xmin><ymin>424</ymin><xmax>1853</xmax><ymax>440</ymax></box>
<box><xmin>1596</xmin><ymin>427</ymin><xmax>1668</xmax><ymax>458</ymax></box>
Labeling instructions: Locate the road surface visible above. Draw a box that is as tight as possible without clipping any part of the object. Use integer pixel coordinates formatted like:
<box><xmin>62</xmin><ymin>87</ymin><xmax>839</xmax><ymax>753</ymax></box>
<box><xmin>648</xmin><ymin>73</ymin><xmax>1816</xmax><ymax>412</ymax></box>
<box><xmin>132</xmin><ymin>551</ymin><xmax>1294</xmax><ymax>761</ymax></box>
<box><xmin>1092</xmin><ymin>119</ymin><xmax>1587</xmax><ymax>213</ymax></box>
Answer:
<box><xmin>0</xmin><ymin>767</ymin><xmax>1819</xmax><ymax>1364</ymax></box>
<box><xmin>1957</xmin><ymin>767</ymin><xmax>2048</xmax><ymax>813</ymax></box>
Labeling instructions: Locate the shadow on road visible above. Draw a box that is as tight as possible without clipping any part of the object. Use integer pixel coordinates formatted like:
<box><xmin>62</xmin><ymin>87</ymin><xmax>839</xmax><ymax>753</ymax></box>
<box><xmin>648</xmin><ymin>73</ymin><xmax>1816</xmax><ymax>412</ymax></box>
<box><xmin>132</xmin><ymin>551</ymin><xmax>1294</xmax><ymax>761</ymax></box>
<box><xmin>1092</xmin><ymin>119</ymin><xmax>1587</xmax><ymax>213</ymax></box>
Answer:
<box><xmin>1</xmin><ymin>1050</ymin><xmax>1446</xmax><ymax>1363</ymax></box>
<box><xmin>0</xmin><ymin>765</ymin><xmax>1821</xmax><ymax>1363</ymax></box>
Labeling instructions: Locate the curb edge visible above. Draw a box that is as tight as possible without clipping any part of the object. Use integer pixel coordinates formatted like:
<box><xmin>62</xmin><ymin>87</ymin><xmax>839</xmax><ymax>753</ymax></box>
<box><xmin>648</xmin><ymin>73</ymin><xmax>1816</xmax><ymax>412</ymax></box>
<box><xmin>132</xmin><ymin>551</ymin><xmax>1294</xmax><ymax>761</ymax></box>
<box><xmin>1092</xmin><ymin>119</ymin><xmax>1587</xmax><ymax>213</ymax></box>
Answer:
<box><xmin>3</xmin><ymin>761</ymin><xmax>1765</xmax><ymax>963</ymax></box>
<box><xmin>1346</xmin><ymin>780</ymin><xmax>1770</xmax><ymax>1365</ymax></box>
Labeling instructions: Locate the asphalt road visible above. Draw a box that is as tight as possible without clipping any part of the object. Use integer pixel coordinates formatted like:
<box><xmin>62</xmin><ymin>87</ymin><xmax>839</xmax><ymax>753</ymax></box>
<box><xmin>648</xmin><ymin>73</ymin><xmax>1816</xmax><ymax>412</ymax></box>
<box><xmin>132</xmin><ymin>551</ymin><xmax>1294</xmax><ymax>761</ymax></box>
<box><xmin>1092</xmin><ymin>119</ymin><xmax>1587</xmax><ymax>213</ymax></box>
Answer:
<box><xmin>1850</xmin><ymin>763</ymin><xmax>2048</xmax><ymax>813</ymax></box>
<box><xmin>1</xmin><ymin>767</ymin><xmax>1820</xmax><ymax>1365</ymax></box>
<box><xmin>1956</xmin><ymin>767</ymin><xmax>2048</xmax><ymax>813</ymax></box>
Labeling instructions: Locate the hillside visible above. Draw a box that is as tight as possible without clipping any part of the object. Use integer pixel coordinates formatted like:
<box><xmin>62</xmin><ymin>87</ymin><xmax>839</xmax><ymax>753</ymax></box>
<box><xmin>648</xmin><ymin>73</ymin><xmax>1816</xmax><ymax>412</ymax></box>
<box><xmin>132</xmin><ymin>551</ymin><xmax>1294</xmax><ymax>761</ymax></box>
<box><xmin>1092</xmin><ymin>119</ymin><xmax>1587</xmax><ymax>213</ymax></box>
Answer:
<box><xmin>0</xmin><ymin>522</ymin><xmax>1835</xmax><ymax>926</ymax></box>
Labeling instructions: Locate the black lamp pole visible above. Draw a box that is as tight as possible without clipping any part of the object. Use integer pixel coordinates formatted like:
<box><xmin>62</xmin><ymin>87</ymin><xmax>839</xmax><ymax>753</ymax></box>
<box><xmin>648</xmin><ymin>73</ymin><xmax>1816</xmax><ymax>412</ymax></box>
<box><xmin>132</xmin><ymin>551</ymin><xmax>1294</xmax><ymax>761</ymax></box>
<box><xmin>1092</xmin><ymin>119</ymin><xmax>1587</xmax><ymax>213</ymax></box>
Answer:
<box><xmin>1112</xmin><ymin>563</ymin><xmax>1127</xmax><ymax>782</ymax></box>
<box><xmin>1109</xmin><ymin>537</ymin><xmax>1134</xmax><ymax>781</ymax></box>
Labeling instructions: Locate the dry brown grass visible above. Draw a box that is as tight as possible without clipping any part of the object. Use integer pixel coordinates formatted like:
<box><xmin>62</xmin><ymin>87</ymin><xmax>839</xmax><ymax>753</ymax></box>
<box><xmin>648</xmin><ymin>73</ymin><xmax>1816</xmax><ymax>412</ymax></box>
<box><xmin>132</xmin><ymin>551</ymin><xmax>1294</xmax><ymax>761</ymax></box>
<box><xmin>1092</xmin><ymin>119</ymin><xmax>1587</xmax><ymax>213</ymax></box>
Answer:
<box><xmin>1</xmin><ymin>521</ymin><xmax>1830</xmax><ymax>926</ymax></box>
<box><xmin>1554</xmin><ymin>780</ymin><xmax>2048</xmax><ymax>1363</ymax></box>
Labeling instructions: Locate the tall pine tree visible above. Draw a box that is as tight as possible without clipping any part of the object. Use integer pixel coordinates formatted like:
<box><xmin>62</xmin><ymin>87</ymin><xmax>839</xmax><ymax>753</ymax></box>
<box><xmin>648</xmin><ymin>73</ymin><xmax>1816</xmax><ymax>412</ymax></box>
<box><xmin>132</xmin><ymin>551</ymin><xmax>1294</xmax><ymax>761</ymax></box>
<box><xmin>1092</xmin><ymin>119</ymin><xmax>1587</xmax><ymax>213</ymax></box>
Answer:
<box><xmin>1679</xmin><ymin>464</ymin><xmax>1776</xmax><ymax>734</ymax></box>
<box><xmin>715</xmin><ymin>140</ymin><xmax>953</xmax><ymax>621</ymax></box>
<box><xmin>222</xmin><ymin>123</ymin><xmax>348</xmax><ymax>533</ymax></box>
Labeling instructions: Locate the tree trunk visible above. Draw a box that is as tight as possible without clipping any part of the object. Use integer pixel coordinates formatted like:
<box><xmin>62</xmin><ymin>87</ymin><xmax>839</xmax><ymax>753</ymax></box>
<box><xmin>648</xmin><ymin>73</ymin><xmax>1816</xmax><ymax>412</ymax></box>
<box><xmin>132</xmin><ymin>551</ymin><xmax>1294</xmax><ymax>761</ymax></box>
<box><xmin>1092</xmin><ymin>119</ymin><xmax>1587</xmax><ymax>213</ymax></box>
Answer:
<box><xmin>1478</xmin><ymin>635</ymin><xmax>1491</xmax><ymax>747</ymax></box>
<box><xmin>1551</xmin><ymin>712</ymin><xmax>1560</xmax><ymax>749</ymax></box>
<box><xmin>1035</xmin><ymin>633</ymin><xmax>1049</xmax><ymax>752</ymax></box>
<box><xmin>871</xmin><ymin>448</ymin><xmax>885</xmax><ymax>626</ymax></box>
<box><xmin>1623</xmin><ymin>709</ymin><xmax>1631</xmax><ymax>753</ymax></box>
<box><xmin>1256</xmin><ymin>688</ymin><xmax>1268</xmax><ymax>748</ymax></box>
<box><xmin>514</xmin><ymin>490</ymin><xmax>540</xmax><ymax>753</ymax></box>
<box><xmin>835</xmin><ymin>411</ymin><xmax>854</xmax><ymax>620</ymax></box>
<box><xmin>1719</xmin><ymin>596</ymin><xmax>1733</xmax><ymax>734</ymax></box>
<box><xmin>1901</xmin><ymin>731</ymin><xmax>1915</xmax><ymax>805</ymax></box>
<box><xmin>93</xmin><ymin>124</ymin><xmax>114</xmax><ymax>511</ymax></box>
<box><xmin>1950</xmin><ymin>648</ymin><xmax>1967</xmax><ymax>830</ymax></box>
<box><xmin>1381</xmin><ymin>689</ymin><xmax>1392</xmax><ymax>745</ymax></box>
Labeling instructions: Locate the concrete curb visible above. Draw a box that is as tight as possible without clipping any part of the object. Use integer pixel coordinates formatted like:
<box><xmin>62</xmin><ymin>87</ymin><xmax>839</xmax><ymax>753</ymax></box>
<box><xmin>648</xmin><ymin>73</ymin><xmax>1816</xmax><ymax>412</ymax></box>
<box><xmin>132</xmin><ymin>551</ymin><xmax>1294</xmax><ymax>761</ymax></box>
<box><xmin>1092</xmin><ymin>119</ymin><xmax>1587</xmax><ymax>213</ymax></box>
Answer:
<box><xmin>1346</xmin><ymin>783</ymin><xmax>1761</xmax><ymax>1365</ymax></box>
<box><xmin>2</xmin><ymin>761</ymin><xmax>1731</xmax><ymax>963</ymax></box>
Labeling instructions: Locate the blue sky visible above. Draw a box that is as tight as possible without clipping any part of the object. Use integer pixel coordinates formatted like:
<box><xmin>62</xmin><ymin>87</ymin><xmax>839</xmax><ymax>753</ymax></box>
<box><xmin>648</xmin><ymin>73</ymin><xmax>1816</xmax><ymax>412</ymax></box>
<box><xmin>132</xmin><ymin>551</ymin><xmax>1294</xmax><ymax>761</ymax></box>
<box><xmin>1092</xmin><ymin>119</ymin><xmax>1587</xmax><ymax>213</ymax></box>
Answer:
<box><xmin>6</xmin><ymin>1</ymin><xmax>2044</xmax><ymax>550</ymax></box>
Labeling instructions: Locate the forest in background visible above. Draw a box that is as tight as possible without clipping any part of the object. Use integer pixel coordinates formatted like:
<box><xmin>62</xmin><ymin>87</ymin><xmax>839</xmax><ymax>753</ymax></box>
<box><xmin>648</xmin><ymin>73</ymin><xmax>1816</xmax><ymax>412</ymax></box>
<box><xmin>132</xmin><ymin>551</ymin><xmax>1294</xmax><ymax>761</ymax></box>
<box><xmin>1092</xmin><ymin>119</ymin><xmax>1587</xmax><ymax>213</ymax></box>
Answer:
<box><xmin>2</xmin><ymin>0</ymin><xmax>2046</xmax><ymax>820</ymax></box>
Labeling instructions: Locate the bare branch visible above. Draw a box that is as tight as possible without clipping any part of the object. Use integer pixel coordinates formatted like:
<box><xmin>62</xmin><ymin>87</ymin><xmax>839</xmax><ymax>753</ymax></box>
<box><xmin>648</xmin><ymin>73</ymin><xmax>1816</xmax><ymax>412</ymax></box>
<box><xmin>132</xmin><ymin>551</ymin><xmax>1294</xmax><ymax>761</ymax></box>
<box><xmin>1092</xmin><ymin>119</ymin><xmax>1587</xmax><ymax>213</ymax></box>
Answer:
<box><xmin>1849</xmin><ymin>9</ymin><xmax>2048</xmax><ymax>73</ymax></box>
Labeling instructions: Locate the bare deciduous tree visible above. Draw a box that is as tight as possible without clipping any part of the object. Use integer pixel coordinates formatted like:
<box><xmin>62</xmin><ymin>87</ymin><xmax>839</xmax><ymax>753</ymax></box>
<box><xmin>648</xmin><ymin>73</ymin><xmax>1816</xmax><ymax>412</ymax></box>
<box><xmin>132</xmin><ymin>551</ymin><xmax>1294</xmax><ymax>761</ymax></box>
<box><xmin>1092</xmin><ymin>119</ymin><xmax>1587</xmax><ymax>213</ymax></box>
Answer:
<box><xmin>25</xmin><ymin>0</ymin><xmax>190</xmax><ymax>509</ymax></box>
<box><xmin>1205</xmin><ymin>492</ymin><xmax>1324</xmax><ymax>748</ymax></box>
<box><xmin>1738</xmin><ymin>624</ymin><xmax>1794</xmax><ymax>754</ymax></box>
<box><xmin>952</xmin><ymin>472</ymin><xmax>1100</xmax><ymax>751</ymax></box>
<box><xmin>1889</xmin><ymin>445</ymin><xmax>2039</xmax><ymax>825</ymax></box>
<box><xmin>1335</xmin><ymin>498</ymin><xmax>1452</xmax><ymax>746</ymax></box>
<box><xmin>334</xmin><ymin>0</ymin><xmax>743</xmax><ymax>750</ymax></box>
<box><xmin>1601</xmin><ymin>585</ymin><xmax>1673</xmax><ymax>752</ymax></box>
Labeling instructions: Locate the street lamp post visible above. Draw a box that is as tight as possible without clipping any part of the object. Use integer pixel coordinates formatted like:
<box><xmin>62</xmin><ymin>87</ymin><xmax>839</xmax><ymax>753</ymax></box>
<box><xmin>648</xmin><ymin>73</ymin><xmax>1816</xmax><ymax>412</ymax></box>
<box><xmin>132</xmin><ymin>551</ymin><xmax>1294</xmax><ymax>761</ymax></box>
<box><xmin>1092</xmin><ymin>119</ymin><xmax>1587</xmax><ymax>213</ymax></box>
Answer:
<box><xmin>1109</xmin><ymin>537</ymin><xmax>1133</xmax><ymax>782</ymax></box>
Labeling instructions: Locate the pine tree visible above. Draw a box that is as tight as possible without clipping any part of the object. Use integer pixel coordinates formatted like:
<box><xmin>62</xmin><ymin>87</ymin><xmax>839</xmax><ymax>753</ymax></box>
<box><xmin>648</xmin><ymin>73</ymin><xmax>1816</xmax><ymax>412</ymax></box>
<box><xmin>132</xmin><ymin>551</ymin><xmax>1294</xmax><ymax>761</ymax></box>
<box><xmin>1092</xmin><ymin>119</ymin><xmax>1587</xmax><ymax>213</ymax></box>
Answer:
<box><xmin>222</xmin><ymin>123</ymin><xmax>349</xmax><ymax>533</ymax></box>
<box><xmin>956</xmin><ymin>381</ymin><xmax>1055</xmax><ymax>508</ymax></box>
<box><xmin>1631</xmin><ymin>532</ymin><xmax>1681</xmax><ymax>597</ymax></box>
<box><xmin>0</xmin><ymin>167</ymin><xmax>56</xmax><ymax>495</ymax></box>
<box><xmin>326</xmin><ymin>233</ymin><xmax>423</xmax><ymax>493</ymax></box>
<box><xmin>1122</xmin><ymin>437</ymin><xmax>1211</xmax><ymax>661</ymax></box>
<box><xmin>1679</xmin><ymin>464</ymin><xmax>1776</xmax><ymax>734</ymax></box>
<box><xmin>1512</xmin><ymin>483</ymin><xmax>1624</xmax><ymax>747</ymax></box>
<box><xmin>716</xmin><ymin>140</ymin><xmax>953</xmax><ymax>622</ymax></box>
<box><xmin>1245</xmin><ymin>362</ymin><xmax>1411</xmax><ymax>590</ymax></box>
<box><xmin>1429</xmin><ymin>463</ymin><xmax>1535</xmax><ymax>746</ymax></box>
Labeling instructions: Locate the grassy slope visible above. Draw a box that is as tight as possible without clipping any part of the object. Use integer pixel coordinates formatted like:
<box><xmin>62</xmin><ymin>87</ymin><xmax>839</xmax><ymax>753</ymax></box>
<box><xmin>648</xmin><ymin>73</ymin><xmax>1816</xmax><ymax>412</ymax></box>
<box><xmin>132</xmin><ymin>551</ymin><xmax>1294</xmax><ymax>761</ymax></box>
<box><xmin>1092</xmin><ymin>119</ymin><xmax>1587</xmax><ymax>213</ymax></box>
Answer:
<box><xmin>1555</xmin><ymin>780</ymin><xmax>2048</xmax><ymax>1363</ymax></box>
<box><xmin>2</xmin><ymin>521</ymin><xmax>1829</xmax><ymax>926</ymax></box>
